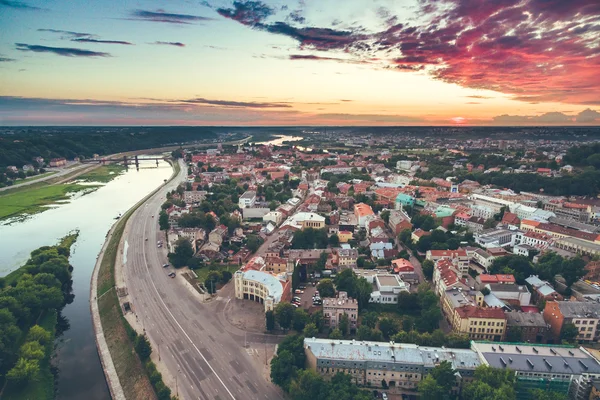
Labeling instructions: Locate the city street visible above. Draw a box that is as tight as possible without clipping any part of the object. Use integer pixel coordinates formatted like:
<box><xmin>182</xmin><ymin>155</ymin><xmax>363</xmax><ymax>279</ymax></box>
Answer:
<box><xmin>121</xmin><ymin>160</ymin><xmax>283</xmax><ymax>400</ymax></box>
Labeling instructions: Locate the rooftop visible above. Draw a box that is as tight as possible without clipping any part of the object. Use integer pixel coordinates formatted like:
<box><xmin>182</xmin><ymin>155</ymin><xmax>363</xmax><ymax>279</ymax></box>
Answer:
<box><xmin>556</xmin><ymin>301</ymin><xmax>600</xmax><ymax>319</ymax></box>
<box><xmin>472</xmin><ymin>342</ymin><xmax>600</xmax><ymax>375</ymax></box>
<box><xmin>505</xmin><ymin>311</ymin><xmax>547</xmax><ymax>327</ymax></box>
<box><xmin>240</xmin><ymin>270</ymin><xmax>284</xmax><ymax>302</ymax></box>
<box><xmin>304</xmin><ymin>338</ymin><xmax>481</xmax><ymax>370</ymax></box>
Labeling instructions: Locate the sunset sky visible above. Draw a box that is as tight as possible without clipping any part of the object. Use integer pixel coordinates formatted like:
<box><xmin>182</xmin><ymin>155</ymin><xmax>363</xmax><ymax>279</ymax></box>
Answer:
<box><xmin>0</xmin><ymin>0</ymin><xmax>599</xmax><ymax>126</ymax></box>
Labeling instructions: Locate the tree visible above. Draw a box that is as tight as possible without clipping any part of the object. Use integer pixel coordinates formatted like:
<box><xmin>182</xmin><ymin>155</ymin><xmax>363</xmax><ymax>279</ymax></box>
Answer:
<box><xmin>247</xmin><ymin>235</ymin><xmax>261</xmax><ymax>253</ymax></box>
<box><xmin>270</xmin><ymin>350</ymin><xmax>296</xmax><ymax>390</ymax></box>
<box><xmin>303</xmin><ymin>323</ymin><xmax>318</xmax><ymax>338</ymax></box>
<box><xmin>317</xmin><ymin>279</ymin><xmax>335</xmax><ymax>298</ymax></box>
<box><xmin>328</xmin><ymin>234</ymin><xmax>340</xmax><ymax>247</ymax></box>
<box><xmin>204</xmin><ymin>271</ymin><xmax>221</xmax><ymax>294</ymax></box>
<box><xmin>399</xmin><ymin>229</ymin><xmax>412</xmax><ymax>244</ymax></box>
<box><xmin>378</xmin><ymin>317</ymin><xmax>399</xmax><ymax>339</ymax></box>
<box><xmin>530</xmin><ymin>389</ymin><xmax>568</xmax><ymax>400</ymax></box>
<box><xmin>338</xmin><ymin>314</ymin><xmax>349</xmax><ymax>336</ymax></box>
<box><xmin>289</xmin><ymin>369</ymin><xmax>327</xmax><ymax>400</ymax></box>
<box><xmin>430</xmin><ymin>360</ymin><xmax>456</xmax><ymax>390</ymax></box>
<box><xmin>159</xmin><ymin>210</ymin><xmax>170</xmax><ymax>230</ymax></box>
<box><xmin>380</xmin><ymin>210</ymin><xmax>390</xmax><ymax>223</ymax></box>
<box><xmin>6</xmin><ymin>357</ymin><xmax>40</xmax><ymax>383</ymax></box>
<box><xmin>26</xmin><ymin>325</ymin><xmax>51</xmax><ymax>345</ymax></box>
<box><xmin>168</xmin><ymin>238</ymin><xmax>194</xmax><ymax>268</ymax></box>
<box><xmin>135</xmin><ymin>335</ymin><xmax>152</xmax><ymax>361</ymax></box>
<box><xmin>275</xmin><ymin>302</ymin><xmax>296</xmax><ymax>331</ymax></box>
<box><xmin>418</xmin><ymin>375</ymin><xmax>446</xmax><ymax>399</ymax></box>
<box><xmin>356</xmin><ymin>325</ymin><xmax>372</xmax><ymax>340</ymax></box>
<box><xmin>462</xmin><ymin>365</ymin><xmax>516</xmax><ymax>400</ymax></box>
<box><xmin>293</xmin><ymin>308</ymin><xmax>310</xmax><ymax>332</ymax></box>
<box><xmin>560</xmin><ymin>323</ymin><xmax>579</xmax><ymax>343</ymax></box>
<box><xmin>353</xmin><ymin>278</ymin><xmax>373</xmax><ymax>310</ymax></box>
<box><xmin>328</xmin><ymin>328</ymin><xmax>343</xmax><ymax>339</ymax></box>
<box><xmin>362</xmin><ymin>312</ymin><xmax>379</xmax><ymax>329</ymax></box>
<box><xmin>310</xmin><ymin>311</ymin><xmax>324</xmax><ymax>332</ymax></box>
<box><xmin>266</xmin><ymin>310</ymin><xmax>275</xmax><ymax>332</ymax></box>
<box><xmin>397</xmin><ymin>292</ymin><xmax>419</xmax><ymax>314</ymax></box>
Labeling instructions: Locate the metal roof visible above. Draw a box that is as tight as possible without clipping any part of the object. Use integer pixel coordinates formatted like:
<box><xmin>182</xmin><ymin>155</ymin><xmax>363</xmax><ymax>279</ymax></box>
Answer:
<box><xmin>472</xmin><ymin>342</ymin><xmax>600</xmax><ymax>375</ymax></box>
<box><xmin>304</xmin><ymin>338</ymin><xmax>481</xmax><ymax>370</ymax></box>
<box><xmin>241</xmin><ymin>270</ymin><xmax>283</xmax><ymax>302</ymax></box>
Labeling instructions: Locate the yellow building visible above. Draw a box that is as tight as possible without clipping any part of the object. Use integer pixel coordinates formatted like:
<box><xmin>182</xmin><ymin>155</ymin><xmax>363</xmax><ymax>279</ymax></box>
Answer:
<box><xmin>451</xmin><ymin>305</ymin><xmax>506</xmax><ymax>342</ymax></box>
<box><xmin>338</xmin><ymin>230</ymin><xmax>353</xmax><ymax>243</ymax></box>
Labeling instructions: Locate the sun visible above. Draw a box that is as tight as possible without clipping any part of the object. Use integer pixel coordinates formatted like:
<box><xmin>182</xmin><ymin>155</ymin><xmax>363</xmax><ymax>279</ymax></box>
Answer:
<box><xmin>451</xmin><ymin>117</ymin><xmax>467</xmax><ymax>124</ymax></box>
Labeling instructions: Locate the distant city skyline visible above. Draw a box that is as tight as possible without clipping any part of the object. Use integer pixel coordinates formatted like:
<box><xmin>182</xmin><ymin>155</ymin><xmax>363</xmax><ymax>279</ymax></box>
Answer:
<box><xmin>0</xmin><ymin>0</ymin><xmax>599</xmax><ymax>126</ymax></box>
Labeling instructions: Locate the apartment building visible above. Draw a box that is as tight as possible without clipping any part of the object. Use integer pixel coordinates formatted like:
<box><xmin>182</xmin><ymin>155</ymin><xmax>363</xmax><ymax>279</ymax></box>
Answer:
<box><xmin>238</xmin><ymin>190</ymin><xmax>257</xmax><ymax>209</ymax></box>
<box><xmin>354</xmin><ymin>203</ymin><xmax>375</xmax><ymax>227</ymax></box>
<box><xmin>322</xmin><ymin>291</ymin><xmax>359</xmax><ymax>330</ymax></box>
<box><xmin>504</xmin><ymin>311</ymin><xmax>549</xmax><ymax>343</ymax></box>
<box><xmin>304</xmin><ymin>338</ymin><xmax>480</xmax><ymax>393</ymax></box>
<box><xmin>332</xmin><ymin>248</ymin><xmax>358</xmax><ymax>269</ymax></box>
<box><xmin>427</xmin><ymin>249</ymin><xmax>469</xmax><ymax>275</ymax></box>
<box><xmin>183</xmin><ymin>190</ymin><xmax>207</xmax><ymax>204</ymax></box>
<box><xmin>451</xmin><ymin>305</ymin><xmax>507</xmax><ymax>342</ymax></box>
<box><xmin>543</xmin><ymin>301</ymin><xmax>600</xmax><ymax>343</ymax></box>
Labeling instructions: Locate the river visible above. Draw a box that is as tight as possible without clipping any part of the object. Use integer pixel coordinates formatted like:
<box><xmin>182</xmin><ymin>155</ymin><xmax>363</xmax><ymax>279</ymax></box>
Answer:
<box><xmin>257</xmin><ymin>135</ymin><xmax>303</xmax><ymax>146</ymax></box>
<box><xmin>0</xmin><ymin>160</ymin><xmax>173</xmax><ymax>400</ymax></box>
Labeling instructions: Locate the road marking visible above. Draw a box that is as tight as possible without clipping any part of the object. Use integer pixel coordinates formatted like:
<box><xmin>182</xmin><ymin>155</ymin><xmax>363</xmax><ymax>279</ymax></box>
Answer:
<box><xmin>139</xmin><ymin>174</ymin><xmax>237</xmax><ymax>400</ymax></box>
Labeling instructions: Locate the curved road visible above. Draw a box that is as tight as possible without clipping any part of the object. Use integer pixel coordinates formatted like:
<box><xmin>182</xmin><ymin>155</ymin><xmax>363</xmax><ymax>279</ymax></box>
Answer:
<box><xmin>123</xmin><ymin>160</ymin><xmax>282</xmax><ymax>400</ymax></box>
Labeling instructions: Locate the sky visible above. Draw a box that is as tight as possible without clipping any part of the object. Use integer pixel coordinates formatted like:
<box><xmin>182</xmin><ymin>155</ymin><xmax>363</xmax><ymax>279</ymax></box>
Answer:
<box><xmin>0</xmin><ymin>0</ymin><xmax>599</xmax><ymax>126</ymax></box>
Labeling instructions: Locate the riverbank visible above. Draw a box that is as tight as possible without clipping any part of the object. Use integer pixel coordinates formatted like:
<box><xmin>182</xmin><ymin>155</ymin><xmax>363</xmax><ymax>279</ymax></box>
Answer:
<box><xmin>91</xmin><ymin>160</ymin><xmax>180</xmax><ymax>400</ymax></box>
<box><xmin>0</xmin><ymin>233</ymin><xmax>78</xmax><ymax>400</ymax></box>
<box><xmin>77</xmin><ymin>164</ymin><xmax>126</xmax><ymax>183</ymax></box>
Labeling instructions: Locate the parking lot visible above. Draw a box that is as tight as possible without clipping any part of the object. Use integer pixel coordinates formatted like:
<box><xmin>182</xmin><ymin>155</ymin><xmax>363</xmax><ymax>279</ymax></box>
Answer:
<box><xmin>292</xmin><ymin>282</ymin><xmax>320</xmax><ymax>312</ymax></box>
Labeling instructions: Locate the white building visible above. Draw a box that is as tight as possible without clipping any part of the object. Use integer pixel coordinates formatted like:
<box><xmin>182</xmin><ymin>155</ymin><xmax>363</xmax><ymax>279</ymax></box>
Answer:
<box><xmin>369</xmin><ymin>274</ymin><xmax>410</xmax><ymax>304</ymax></box>
<box><xmin>183</xmin><ymin>190</ymin><xmax>207</xmax><ymax>204</ymax></box>
<box><xmin>238</xmin><ymin>190</ymin><xmax>257</xmax><ymax>209</ymax></box>
<box><xmin>263</xmin><ymin>211</ymin><xmax>283</xmax><ymax>226</ymax></box>
<box><xmin>234</xmin><ymin>266</ymin><xmax>290</xmax><ymax>312</ymax></box>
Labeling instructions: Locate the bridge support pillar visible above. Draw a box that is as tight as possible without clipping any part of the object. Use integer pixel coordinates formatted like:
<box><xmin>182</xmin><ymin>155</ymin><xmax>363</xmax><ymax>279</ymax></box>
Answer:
<box><xmin>135</xmin><ymin>155</ymin><xmax>140</xmax><ymax>171</ymax></box>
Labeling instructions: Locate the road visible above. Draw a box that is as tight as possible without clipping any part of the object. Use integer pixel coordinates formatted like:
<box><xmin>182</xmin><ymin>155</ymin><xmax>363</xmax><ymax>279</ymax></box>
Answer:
<box><xmin>0</xmin><ymin>162</ymin><xmax>95</xmax><ymax>192</ymax></box>
<box><xmin>122</xmin><ymin>160</ymin><xmax>282</xmax><ymax>400</ymax></box>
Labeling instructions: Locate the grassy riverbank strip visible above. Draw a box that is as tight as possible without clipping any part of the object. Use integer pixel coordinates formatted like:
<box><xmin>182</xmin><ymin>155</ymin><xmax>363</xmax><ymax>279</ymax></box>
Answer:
<box><xmin>77</xmin><ymin>164</ymin><xmax>126</xmax><ymax>183</ymax></box>
<box><xmin>95</xmin><ymin>159</ymin><xmax>179</xmax><ymax>400</ymax></box>
<box><xmin>0</xmin><ymin>233</ymin><xmax>78</xmax><ymax>400</ymax></box>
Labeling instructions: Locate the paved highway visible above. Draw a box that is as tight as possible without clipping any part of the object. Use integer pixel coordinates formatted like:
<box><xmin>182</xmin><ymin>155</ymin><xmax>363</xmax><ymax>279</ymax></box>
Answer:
<box><xmin>123</xmin><ymin>160</ymin><xmax>282</xmax><ymax>400</ymax></box>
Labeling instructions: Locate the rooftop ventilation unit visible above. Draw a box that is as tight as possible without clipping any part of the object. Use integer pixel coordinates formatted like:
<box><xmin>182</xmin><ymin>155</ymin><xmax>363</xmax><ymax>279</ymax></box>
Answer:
<box><xmin>527</xmin><ymin>359</ymin><xmax>534</xmax><ymax>369</ymax></box>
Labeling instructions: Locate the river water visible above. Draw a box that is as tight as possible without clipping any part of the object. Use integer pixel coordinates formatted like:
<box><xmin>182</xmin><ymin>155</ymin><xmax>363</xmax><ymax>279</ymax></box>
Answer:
<box><xmin>0</xmin><ymin>160</ymin><xmax>173</xmax><ymax>400</ymax></box>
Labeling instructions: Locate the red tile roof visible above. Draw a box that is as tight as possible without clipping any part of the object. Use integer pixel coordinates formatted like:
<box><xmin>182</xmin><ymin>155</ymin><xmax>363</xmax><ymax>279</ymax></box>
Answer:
<box><xmin>455</xmin><ymin>305</ymin><xmax>506</xmax><ymax>319</ymax></box>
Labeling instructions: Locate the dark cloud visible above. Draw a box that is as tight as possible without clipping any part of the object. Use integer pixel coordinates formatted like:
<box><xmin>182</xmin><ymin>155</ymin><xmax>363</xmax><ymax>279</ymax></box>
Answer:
<box><xmin>129</xmin><ymin>9</ymin><xmax>213</xmax><ymax>24</ymax></box>
<box><xmin>175</xmin><ymin>97</ymin><xmax>292</xmax><ymax>108</ymax></box>
<box><xmin>316</xmin><ymin>113</ymin><xmax>426</xmax><ymax>123</ymax></box>
<box><xmin>38</xmin><ymin>29</ymin><xmax>94</xmax><ymax>39</ymax></box>
<box><xmin>0</xmin><ymin>56</ymin><xmax>16</xmax><ymax>62</ymax></box>
<box><xmin>15</xmin><ymin>43</ymin><xmax>110</xmax><ymax>57</ymax></box>
<box><xmin>217</xmin><ymin>1</ymin><xmax>274</xmax><ymax>25</ymax></box>
<box><xmin>152</xmin><ymin>41</ymin><xmax>186</xmax><ymax>47</ymax></box>
<box><xmin>466</xmin><ymin>95</ymin><xmax>492</xmax><ymax>99</ymax></box>
<box><xmin>73</xmin><ymin>38</ymin><xmax>133</xmax><ymax>45</ymax></box>
<box><xmin>288</xmin><ymin>54</ymin><xmax>367</xmax><ymax>64</ymax></box>
<box><xmin>215</xmin><ymin>0</ymin><xmax>600</xmax><ymax>105</ymax></box>
<box><xmin>0</xmin><ymin>0</ymin><xmax>42</xmax><ymax>10</ymax></box>
<box><xmin>575</xmin><ymin>109</ymin><xmax>600</xmax><ymax>123</ymax></box>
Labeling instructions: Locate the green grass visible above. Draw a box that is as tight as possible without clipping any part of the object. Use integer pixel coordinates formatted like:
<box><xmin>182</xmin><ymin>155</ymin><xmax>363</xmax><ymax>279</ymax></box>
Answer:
<box><xmin>194</xmin><ymin>264</ymin><xmax>240</xmax><ymax>282</ymax></box>
<box><xmin>0</xmin><ymin>182</ymin><xmax>98</xmax><ymax>221</ymax></box>
<box><xmin>77</xmin><ymin>164</ymin><xmax>126</xmax><ymax>183</ymax></box>
<box><xmin>15</xmin><ymin>171</ymin><xmax>57</xmax><ymax>184</ymax></box>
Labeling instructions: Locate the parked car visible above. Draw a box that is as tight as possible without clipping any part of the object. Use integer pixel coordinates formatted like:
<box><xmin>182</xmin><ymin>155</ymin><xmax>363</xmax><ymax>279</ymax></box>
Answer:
<box><xmin>292</xmin><ymin>303</ymin><xmax>299</xmax><ymax>308</ymax></box>
<box><xmin>294</xmin><ymin>289</ymin><xmax>304</xmax><ymax>294</ymax></box>
<box><xmin>168</xmin><ymin>272</ymin><xmax>176</xmax><ymax>278</ymax></box>
<box><xmin>162</xmin><ymin>263</ymin><xmax>169</xmax><ymax>268</ymax></box>
<box><xmin>292</xmin><ymin>296</ymin><xmax>301</xmax><ymax>302</ymax></box>
<box><xmin>382</xmin><ymin>393</ymin><xmax>388</xmax><ymax>400</ymax></box>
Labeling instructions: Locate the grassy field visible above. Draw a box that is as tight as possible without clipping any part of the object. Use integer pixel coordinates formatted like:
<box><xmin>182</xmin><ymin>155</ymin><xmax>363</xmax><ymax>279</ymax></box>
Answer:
<box><xmin>194</xmin><ymin>264</ymin><xmax>240</xmax><ymax>282</ymax></box>
<box><xmin>0</xmin><ymin>182</ymin><xmax>97</xmax><ymax>221</ymax></box>
<box><xmin>77</xmin><ymin>164</ymin><xmax>126</xmax><ymax>183</ymax></box>
<box><xmin>15</xmin><ymin>171</ymin><xmax>57</xmax><ymax>184</ymax></box>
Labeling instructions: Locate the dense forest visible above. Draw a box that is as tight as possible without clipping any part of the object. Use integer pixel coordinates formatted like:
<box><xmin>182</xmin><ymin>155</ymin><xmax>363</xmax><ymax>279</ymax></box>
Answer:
<box><xmin>0</xmin><ymin>234</ymin><xmax>77</xmax><ymax>398</ymax></box>
<box><xmin>0</xmin><ymin>127</ymin><xmax>221</xmax><ymax>167</ymax></box>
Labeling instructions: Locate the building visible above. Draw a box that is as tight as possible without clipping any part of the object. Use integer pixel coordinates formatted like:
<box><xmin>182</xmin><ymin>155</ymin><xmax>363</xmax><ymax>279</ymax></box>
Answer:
<box><xmin>354</xmin><ymin>203</ymin><xmax>375</xmax><ymax>227</ymax></box>
<box><xmin>49</xmin><ymin>158</ymin><xmax>67</xmax><ymax>167</ymax></box>
<box><xmin>282</xmin><ymin>212</ymin><xmax>326</xmax><ymax>230</ymax></box>
<box><xmin>304</xmin><ymin>338</ymin><xmax>481</xmax><ymax>393</ymax></box>
<box><xmin>233</xmin><ymin>257</ymin><xmax>292</xmax><ymax>312</ymax></box>
<box><xmin>238</xmin><ymin>190</ymin><xmax>257</xmax><ymax>209</ymax></box>
<box><xmin>388</xmin><ymin>209</ymin><xmax>412</xmax><ymax>235</ymax></box>
<box><xmin>338</xmin><ymin>230</ymin><xmax>353</xmax><ymax>243</ymax></box>
<box><xmin>304</xmin><ymin>338</ymin><xmax>600</xmax><ymax>399</ymax></box>
<box><xmin>263</xmin><ymin>211</ymin><xmax>283</xmax><ymax>226</ymax></box>
<box><xmin>525</xmin><ymin>275</ymin><xmax>563</xmax><ymax>304</ymax></box>
<box><xmin>451</xmin><ymin>305</ymin><xmax>507</xmax><ymax>341</ymax></box>
<box><xmin>369</xmin><ymin>275</ymin><xmax>410</xmax><ymax>304</ymax></box>
<box><xmin>477</xmin><ymin>274</ymin><xmax>516</xmax><ymax>288</ymax></box>
<box><xmin>504</xmin><ymin>311</ymin><xmax>549</xmax><ymax>343</ymax></box>
<box><xmin>427</xmin><ymin>249</ymin><xmax>469</xmax><ymax>275</ymax></box>
<box><xmin>208</xmin><ymin>225</ymin><xmax>228</xmax><ymax>246</ymax></box>
<box><xmin>487</xmin><ymin>283</ymin><xmax>531</xmax><ymax>307</ymax></box>
<box><xmin>395</xmin><ymin>193</ymin><xmax>415</xmax><ymax>209</ymax></box>
<box><xmin>543</xmin><ymin>301</ymin><xmax>600</xmax><ymax>343</ymax></box>
<box><xmin>322</xmin><ymin>291</ymin><xmax>358</xmax><ymax>331</ymax></box>
<box><xmin>391</xmin><ymin>258</ymin><xmax>415</xmax><ymax>275</ymax></box>
<box><xmin>475</xmin><ymin>228</ymin><xmax>523</xmax><ymax>249</ymax></box>
<box><xmin>332</xmin><ymin>248</ymin><xmax>358</xmax><ymax>269</ymax></box>
<box><xmin>411</xmin><ymin>228</ymin><xmax>430</xmax><ymax>244</ymax></box>
<box><xmin>183</xmin><ymin>190</ymin><xmax>207</xmax><ymax>204</ymax></box>
<box><xmin>471</xmin><ymin>341</ymin><xmax>600</xmax><ymax>400</ymax></box>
